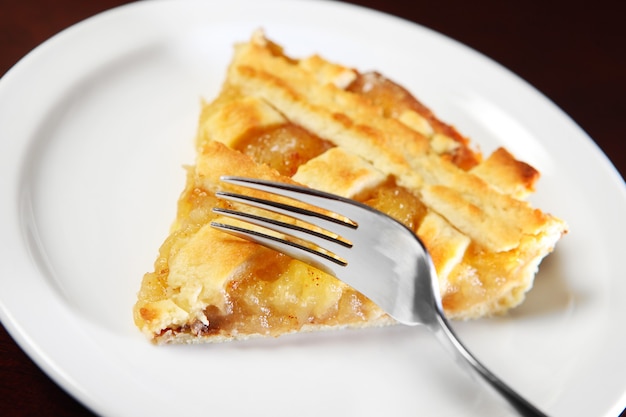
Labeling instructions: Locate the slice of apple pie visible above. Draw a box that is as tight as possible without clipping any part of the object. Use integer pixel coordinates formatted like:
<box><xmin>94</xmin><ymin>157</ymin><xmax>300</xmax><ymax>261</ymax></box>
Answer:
<box><xmin>133</xmin><ymin>30</ymin><xmax>567</xmax><ymax>344</ymax></box>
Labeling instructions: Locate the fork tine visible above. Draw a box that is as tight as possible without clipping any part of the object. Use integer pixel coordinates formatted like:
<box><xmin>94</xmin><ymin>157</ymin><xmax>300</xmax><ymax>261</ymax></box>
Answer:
<box><xmin>212</xmin><ymin>176</ymin><xmax>358</xmax><ymax>277</ymax></box>
<box><xmin>219</xmin><ymin>176</ymin><xmax>359</xmax><ymax>228</ymax></box>
<box><xmin>212</xmin><ymin>207</ymin><xmax>352</xmax><ymax>249</ymax></box>
<box><xmin>210</xmin><ymin>220</ymin><xmax>347</xmax><ymax>274</ymax></box>
<box><xmin>215</xmin><ymin>190</ymin><xmax>355</xmax><ymax>239</ymax></box>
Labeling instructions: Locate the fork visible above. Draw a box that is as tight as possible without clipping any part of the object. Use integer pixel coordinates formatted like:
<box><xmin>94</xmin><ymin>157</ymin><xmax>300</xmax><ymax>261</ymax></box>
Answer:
<box><xmin>210</xmin><ymin>176</ymin><xmax>548</xmax><ymax>417</ymax></box>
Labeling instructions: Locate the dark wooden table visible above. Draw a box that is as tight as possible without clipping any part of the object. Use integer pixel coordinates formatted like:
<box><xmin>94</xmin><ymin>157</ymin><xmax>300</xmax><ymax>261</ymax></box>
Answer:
<box><xmin>1</xmin><ymin>0</ymin><xmax>624</xmax><ymax>416</ymax></box>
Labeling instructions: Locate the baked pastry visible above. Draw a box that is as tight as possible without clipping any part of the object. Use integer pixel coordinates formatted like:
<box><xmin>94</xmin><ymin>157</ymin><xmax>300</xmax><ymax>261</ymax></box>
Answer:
<box><xmin>133</xmin><ymin>30</ymin><xmax>567</xmax><ymax>344</ymax></box>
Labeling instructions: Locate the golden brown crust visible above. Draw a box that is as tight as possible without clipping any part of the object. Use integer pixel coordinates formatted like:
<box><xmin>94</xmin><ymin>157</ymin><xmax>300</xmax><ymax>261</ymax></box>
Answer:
<box><xmin>134</xmin><ymin>30</ymin><xmax>567</xmax><ymax>343</ymax></box>
<box><xmin>470</xmin><ymin>147</ymin><xmax>540</xmax><ymax>199</ymax></box>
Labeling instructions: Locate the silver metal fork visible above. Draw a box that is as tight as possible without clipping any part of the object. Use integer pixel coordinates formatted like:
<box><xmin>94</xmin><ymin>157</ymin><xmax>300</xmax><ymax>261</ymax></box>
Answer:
<box><xmin>210</xmin><ymin>176</ymin><xmax>548</xmax><ymax>417</ymax></box>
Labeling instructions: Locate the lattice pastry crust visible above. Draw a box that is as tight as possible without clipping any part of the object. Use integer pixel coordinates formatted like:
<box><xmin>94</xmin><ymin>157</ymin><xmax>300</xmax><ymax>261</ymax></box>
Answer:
<box><xmin>133</xmin><ymin>31</ymin><xmax>567</xmax><ymax>344</ymax></box>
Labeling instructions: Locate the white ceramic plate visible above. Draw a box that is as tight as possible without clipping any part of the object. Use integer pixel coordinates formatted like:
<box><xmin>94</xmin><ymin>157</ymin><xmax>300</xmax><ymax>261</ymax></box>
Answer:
<box><xmin>1</xmin><ymin>1</ymin><xmax>625</xmax><ymax>416</ymax></box>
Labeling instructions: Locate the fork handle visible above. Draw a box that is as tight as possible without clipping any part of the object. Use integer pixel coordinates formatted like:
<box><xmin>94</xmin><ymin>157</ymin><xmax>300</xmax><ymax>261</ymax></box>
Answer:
<box><xmin>430</xmin><ymin>313</ymin><xmax>549</xmax><ymax>417</ymax></box>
